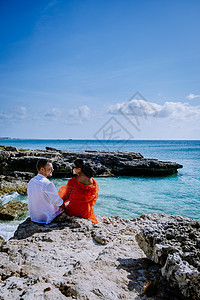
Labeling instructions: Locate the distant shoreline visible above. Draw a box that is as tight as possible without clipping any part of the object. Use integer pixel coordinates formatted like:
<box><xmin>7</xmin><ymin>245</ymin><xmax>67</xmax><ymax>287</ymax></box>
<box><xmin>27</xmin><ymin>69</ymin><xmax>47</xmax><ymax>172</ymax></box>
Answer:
<box><xmin>1</xmin><ymin>138</ymin><xmax>200</xmax><ymax>141</ymax></box>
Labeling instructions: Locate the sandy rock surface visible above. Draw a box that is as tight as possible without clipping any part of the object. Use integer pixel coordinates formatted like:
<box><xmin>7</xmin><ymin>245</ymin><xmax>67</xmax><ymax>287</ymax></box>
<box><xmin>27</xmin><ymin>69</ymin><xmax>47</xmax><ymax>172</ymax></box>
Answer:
<box><xmin>0</xmin><ymin>215</ymin><xmax>184</xmax><ymax>300</ymax></box>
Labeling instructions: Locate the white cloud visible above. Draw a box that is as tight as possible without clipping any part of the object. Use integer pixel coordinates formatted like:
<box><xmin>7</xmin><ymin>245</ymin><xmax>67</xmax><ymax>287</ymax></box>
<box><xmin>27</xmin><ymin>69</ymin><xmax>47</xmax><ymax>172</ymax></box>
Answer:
<box><xmin>0</xmin><ymin>104</ymin><xmax>93</xmax><ymax>125</ymax></box>
<box><xmin>0</xmin><ymin>112</ymin><xmax>10</xmax><ymax>123</ymax></box>
<box><xmin>108</xmin><ymin>100</ymin><xmax>159</xmax><ymax>117</ymax></box>
<box><xmin>14</xmin><ymin>106</ymin><xmax>28</xmax><ymax>120</ymax></box>
<box><xmin>108</xmin><ymin>99</ymin><xmax>200</xmax><ymax>121</ymax></box>
<box><xmin>68</xmin><ymin>105</ymin><xmax>92</xmax><ymax>123</ymax></box>
<box><xmin>44</xmin><ymin>107</ymin><xmax>62</xmax><ymax>121</ymax></box>
<box><xmin>44</xmin><ymin>105</ymin><xmax>92</xmax><ymax>124</ymax></box>
<box><xmin>0</xmin><ymin>106</ymin><xmax>28</xmax><ymax>123</ymax></box>
<box><xmin>186</xmin><ymin>93</ymin><xmax>200</xmax><ymax>100</ymax></box>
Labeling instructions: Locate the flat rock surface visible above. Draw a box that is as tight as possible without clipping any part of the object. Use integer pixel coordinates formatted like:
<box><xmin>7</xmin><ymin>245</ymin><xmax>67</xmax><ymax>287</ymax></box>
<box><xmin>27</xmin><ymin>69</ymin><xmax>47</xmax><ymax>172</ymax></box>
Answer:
<box><xmin>0</xmin><ymin>200</ymin><xmax>28</xmax><ymax>220</ymax></box>
<box><xmin>0</xmin><ymin>215</ymin><xmax>184</xmax><ymax>299</ymax></box>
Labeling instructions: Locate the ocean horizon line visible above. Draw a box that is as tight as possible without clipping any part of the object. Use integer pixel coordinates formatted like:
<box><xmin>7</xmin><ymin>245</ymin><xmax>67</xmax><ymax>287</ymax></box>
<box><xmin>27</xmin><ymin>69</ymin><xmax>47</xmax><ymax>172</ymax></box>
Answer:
<box><xmin>0</xmin><ymin>138</ymin><xmax>199</xmax><ymax>142</ymax></box>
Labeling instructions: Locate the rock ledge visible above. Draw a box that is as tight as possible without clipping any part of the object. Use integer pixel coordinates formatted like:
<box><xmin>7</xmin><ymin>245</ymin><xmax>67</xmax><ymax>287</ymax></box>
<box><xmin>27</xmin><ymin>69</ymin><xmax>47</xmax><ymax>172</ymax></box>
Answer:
<box><xmin>0</xmin><ymin>145</ymin><xmax>183</xmax><ymax>178</ymax></box>
<box><xmin>135</xmin><ymin>214</ymin><xmax>200</xmax><ymax>299</ymax></box>
<box><xmin>0</xmin><ymin>214</ymin><xmax>196</xmax><ymax>299</ymax></box>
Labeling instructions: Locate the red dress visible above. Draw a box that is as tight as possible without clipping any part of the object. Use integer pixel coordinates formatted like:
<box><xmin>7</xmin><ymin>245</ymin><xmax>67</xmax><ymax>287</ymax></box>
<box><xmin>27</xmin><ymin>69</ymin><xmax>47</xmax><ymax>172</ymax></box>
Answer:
<box><xmin>58</xmin><ymin>177</ymin><xmax>99</xmax><ymax>224</ymax></box>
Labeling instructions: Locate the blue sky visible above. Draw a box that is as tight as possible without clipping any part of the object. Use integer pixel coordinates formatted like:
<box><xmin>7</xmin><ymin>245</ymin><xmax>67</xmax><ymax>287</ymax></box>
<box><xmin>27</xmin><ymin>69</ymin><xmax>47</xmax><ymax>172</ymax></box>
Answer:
<box><xmin>0</xmin><ymin>0</ymin><xmax>200</xmax><ymax>139</ymax></box>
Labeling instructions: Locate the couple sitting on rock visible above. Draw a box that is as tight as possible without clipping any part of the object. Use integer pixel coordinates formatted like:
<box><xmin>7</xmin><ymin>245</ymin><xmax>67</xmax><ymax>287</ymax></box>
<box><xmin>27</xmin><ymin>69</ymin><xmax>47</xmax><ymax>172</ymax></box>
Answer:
<box><xmin>27</xmin><ymin>158</ymin><xmax>99</xmax><ymax>225</ymax></box>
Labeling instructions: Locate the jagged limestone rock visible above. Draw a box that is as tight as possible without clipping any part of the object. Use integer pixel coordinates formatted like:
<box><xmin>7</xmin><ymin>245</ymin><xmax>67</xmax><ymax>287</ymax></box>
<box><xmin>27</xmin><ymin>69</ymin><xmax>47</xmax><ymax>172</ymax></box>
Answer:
<box><xmin>0</xmin><ymin>200</ymin><xmax>28</xmax><ymax>220</ymax></box>
<box><xmin>0</xmin><ymin>145</ymin><xmax>183</xmax><ymax>178</ymax></box>
<box><xmin>135</xmin><ymin>214</ymin><xmax>200</xmax><ymax>299</ymax></box>
<box><xmin>0</xmin><ymin>175</ymin><xmax>28</xmax><ymax>196</ymax></box>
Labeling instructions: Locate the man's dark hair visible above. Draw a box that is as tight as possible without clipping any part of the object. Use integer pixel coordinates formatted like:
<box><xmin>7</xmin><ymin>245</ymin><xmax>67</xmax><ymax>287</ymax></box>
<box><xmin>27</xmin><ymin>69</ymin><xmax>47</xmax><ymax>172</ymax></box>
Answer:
<box><xmin>36</xmin><ymin>159</ymin><xmax>51</xmax><ymax>172</ymax></box>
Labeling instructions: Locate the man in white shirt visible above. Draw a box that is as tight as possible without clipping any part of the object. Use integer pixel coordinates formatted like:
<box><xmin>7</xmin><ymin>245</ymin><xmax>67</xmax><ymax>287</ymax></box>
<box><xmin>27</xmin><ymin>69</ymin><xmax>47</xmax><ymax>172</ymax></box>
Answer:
<box><xmin>27</xmin><ymin>159</ymin><xmax>65</xmax><ymax>224</ymax></box>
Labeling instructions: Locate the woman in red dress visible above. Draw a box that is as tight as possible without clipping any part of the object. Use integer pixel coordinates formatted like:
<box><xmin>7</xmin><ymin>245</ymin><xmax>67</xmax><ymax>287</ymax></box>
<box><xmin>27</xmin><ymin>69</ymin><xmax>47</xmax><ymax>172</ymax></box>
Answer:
<box><xmin>58</xmin><ymin>159</ymin><xmax>99</xmax><ymax>224</ymax></box>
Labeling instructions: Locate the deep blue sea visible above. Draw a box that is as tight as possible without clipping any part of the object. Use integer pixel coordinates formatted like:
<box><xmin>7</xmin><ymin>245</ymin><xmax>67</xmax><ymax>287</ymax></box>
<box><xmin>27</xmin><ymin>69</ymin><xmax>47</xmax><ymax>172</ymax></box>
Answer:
<box><xmin>0</xmin><ymin>139</ymin><xmax>200</xmax><ymax>240</ymax></box>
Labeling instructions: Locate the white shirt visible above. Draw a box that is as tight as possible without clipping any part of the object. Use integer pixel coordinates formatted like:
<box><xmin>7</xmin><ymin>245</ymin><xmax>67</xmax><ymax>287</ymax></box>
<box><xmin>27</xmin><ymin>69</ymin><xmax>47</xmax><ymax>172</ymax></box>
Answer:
<box><xmin>27</xmin><ymin>174</ymin><xmax>63</xmax><ymax>224</ymax></box>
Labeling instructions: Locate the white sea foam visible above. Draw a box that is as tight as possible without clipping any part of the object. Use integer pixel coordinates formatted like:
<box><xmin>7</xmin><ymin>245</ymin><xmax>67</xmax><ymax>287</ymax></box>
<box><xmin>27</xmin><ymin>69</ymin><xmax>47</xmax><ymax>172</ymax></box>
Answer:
<box><xmin>0</xmin><ymin>220</ymin><xmax>21</xmax><ymax>241</ymax></box>
<box><xmin>0</xmin><ymin>192</ymin><xmax>19</xmax><ymax>204</ymax></box>
<box><xmin>0</xmin><ymin>192</ymin><xmax>28</xmax><ymax>240</ymax></box>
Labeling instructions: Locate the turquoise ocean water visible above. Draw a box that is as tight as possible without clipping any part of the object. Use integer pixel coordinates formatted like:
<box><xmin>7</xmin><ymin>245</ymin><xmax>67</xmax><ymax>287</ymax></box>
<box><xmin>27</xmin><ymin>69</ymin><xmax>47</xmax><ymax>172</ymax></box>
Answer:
<box><xmin>0</xmin><ymin>139</ymin><xmax>199</xmax><ymax>240</ymax></box>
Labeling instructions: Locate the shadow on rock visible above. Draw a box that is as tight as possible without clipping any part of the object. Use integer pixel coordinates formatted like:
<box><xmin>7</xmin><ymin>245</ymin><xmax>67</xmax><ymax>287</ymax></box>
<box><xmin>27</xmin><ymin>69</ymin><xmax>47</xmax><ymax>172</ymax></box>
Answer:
<box><xmin>117</xmin><ymin>257</ymin><xmax>185</xmax><ymax>300</ymax></box>
<box><xmin>12</xmin><ymin>216</ymin><xmax>88</xmax><ymax>240</ymax></box>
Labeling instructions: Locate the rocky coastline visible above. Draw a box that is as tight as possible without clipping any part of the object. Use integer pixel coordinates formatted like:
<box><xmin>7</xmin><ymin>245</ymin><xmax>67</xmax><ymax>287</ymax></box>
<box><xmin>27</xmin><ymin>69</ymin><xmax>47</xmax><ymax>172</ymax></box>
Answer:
<box><xmin>0</xmin><ymin>214</ymin><xmax>199</xmax><ymax>299</ymax></box>
<box><xmin>1</xmin><ymin>145</ymin><xmax>198</xmax><ymax>299</ymax></box>
<box><xmin>0</xmin><ymin>145</ymin><xmax>183</xmax><ymax>195</ymax></box>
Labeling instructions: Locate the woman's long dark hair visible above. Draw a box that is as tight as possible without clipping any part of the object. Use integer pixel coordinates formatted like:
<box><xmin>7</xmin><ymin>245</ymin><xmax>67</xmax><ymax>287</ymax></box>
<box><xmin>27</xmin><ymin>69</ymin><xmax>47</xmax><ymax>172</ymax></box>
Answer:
<box><xmin>73</xmin><ymin>159</ymin><xmax>95</xmax><ymax>178</ymax></box>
